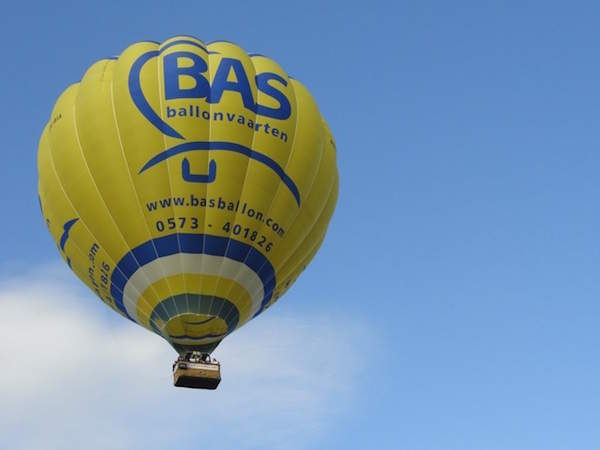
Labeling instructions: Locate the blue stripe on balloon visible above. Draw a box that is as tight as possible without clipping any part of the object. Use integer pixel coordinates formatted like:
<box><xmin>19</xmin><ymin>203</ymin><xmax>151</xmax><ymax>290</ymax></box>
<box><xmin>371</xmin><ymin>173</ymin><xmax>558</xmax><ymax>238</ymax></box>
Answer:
<box><xmin>139</xmin><ymin>141</ymin><xmax>301</xmax><ymax>206</ymax></box>
<box><xmin>110</xmin><ymin>233</ymin><xmax>275</xmax><ymax>321</ymax></box>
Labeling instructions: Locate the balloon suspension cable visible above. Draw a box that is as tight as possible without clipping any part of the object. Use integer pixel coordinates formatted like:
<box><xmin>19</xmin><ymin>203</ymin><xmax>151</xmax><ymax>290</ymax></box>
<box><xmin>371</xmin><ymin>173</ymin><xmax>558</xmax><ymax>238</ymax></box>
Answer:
<box><xmin>176</xmin><ymin>351</ymin><xmax>218</xmax><ymax>365</ymax></box>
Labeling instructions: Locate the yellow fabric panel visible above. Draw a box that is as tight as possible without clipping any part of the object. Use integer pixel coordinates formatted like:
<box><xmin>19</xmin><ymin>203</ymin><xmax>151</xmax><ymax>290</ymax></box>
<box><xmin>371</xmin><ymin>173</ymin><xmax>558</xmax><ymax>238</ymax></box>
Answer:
<box><xmin>200</xmin><ymin>41</ymin><xmax>260</xmax><ymax>249</ymax></box>
<box><xmin>111</xmin><ymin>41</ymin><xmax>179</xmax><ymax>246</ymax></box>
<box><xmin>75</xmin><ymin>59</ymin><xmax>157</xmax><ymax>254</ymax></box>
<box><xmin>43</xmin><ymin>81</ymin><xmax>163</xmax><ymax>318</ymax></box>
<box><xmin>267</xmin><ymin>119</ymin><xmax>337</xmax><ymax>270</ymax></box>
<box><xmin>271</xmin><ymin>234</ymin><xmax>327</xmax><ymax>307</ymax></box>
<box><xmin>46</xmin><ymin>85</ymin><xmax>134</xmax><ymax>268</ymax></box>
<box><xmin>214</xmin><ymin>53</ymin><xmax>298</xmax><ymax>252</ymax></box>
<box><xmin>38</xmin><ymin>126</ymin><xmax>129</xmax><ymax>315</ymax></box>
<box><xmin>270</xmin><ymin>175</ymin><xmax>339</xmax><ymax>306</ymax></box>
<box><xmin>249</xmin><ymin>79</ymin><xmax>324</xmax><ymax>259</ymax></box>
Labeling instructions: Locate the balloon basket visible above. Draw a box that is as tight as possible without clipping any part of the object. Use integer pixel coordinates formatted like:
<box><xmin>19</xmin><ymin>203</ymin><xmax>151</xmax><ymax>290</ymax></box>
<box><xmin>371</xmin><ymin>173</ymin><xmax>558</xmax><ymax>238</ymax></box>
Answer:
<box><xmin>173</xmin><ymin>352</ymin><xmax>221</xmax><ymax>390</ymax></box>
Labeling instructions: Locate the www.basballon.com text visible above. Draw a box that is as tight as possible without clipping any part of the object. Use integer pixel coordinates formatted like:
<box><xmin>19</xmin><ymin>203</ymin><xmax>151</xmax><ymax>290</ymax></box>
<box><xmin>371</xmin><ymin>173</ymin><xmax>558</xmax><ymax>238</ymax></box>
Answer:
<box><xmin>145</xmin><ymin>194</ymin><xmax>285</xmax><ymax>237</ymax></box>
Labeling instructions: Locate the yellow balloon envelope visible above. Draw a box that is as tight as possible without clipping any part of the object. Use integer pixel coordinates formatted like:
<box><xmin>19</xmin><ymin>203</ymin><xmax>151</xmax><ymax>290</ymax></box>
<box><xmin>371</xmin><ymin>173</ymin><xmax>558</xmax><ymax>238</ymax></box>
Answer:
<box><xmin>37</xmin><ymin>36</ymin><xmax>338</xmax><ymax>355</ymax></box>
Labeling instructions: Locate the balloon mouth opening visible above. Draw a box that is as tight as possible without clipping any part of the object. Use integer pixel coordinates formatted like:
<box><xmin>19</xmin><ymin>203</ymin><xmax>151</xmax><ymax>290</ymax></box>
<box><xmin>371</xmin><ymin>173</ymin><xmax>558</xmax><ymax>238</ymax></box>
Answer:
<box><xmin>148</xmin><ymin>293</ymin><xmax>239</xmax><ymax>350</ymax></box>
<box><xmin>160</xmin><ymin>312</ymin><xmax>227</xmax><ymax>355</ymax></box>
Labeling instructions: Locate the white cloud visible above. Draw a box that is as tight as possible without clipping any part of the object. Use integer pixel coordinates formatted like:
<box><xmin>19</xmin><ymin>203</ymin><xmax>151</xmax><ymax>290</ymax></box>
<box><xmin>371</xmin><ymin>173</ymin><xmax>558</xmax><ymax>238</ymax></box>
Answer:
<box><xmin>0</xmin><ymin>263</ymin><xmax>371</xmax><ymax>450</ymax></box>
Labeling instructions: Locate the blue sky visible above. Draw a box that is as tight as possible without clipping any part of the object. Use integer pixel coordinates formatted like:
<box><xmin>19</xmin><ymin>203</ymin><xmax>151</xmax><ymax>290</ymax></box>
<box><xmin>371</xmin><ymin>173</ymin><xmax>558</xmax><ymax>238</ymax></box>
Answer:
<box><xmin>2</xmin><ymin>1</ymin><xmax>600</xmax><ymax>449</ymax></box>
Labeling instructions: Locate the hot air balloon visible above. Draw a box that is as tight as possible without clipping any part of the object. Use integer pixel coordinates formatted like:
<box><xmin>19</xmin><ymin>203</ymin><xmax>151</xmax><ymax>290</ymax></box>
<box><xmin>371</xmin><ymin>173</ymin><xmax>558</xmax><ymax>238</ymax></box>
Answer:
<box><xmin>37</xmin><ymin>36</ymin><xmax>338</xmax><ymax>389</ymax></box>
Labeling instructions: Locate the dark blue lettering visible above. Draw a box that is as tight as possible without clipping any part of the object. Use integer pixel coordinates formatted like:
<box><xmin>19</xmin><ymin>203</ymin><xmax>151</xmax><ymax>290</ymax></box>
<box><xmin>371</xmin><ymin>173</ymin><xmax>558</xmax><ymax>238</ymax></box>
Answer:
<box><xmin>208</xmin><ymin>58</ymin><xmax>255</xmax><ymax>110</ymax></box>
<box><xmin>255</xmin><ymin>73</ymin><xmax>291</xmax><ymax>120</ymax></box>
<box><xmin>164</xmin><ymin>51</ymin><xmax>210</xmax><ymax>100</ymax></box>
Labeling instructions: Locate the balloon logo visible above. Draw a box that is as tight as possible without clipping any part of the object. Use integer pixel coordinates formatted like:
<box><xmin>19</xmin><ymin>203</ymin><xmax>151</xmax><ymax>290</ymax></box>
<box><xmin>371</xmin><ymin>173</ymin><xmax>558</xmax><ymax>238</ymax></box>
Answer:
<box><xmin>37</xmin><ymin>36</ymin><xmax>338</xmax><ymax>359</ymax></box>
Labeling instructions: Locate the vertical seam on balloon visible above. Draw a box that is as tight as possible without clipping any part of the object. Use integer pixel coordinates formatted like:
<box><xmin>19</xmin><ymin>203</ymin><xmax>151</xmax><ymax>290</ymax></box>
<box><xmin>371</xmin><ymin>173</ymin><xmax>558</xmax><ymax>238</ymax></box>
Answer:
<box><xmin>194</xmin><ymin>42</ymin><xmax>217</xmax><ymax>340</ymax></box>
<box><xmin>198</xmin><ymin>43</ymin><xmax>229</xmax><ymax>325</ymax></box>
<box><xmin>216</xmin><ymin>53</ymin><xmax>281</xmax><ymax>326</ymax></box>
<box><xmin>281</xmin><ymin>232</ymin><xmax>326</xmax><ymax>298</ymax></box>
<box><xmin>200</xmin><ymin>42</ymin><xmax>224</xmax><ymax>325</ymax></box>
<box><xmin>268</xmin><ymin>129</ymin><xmax>338</xmax><ymax>305</ymax></box>
<box><xmin>193</xmin><ymin>44</ymin><xmax>214</xmax><ymax>339</ymax></box>
<box><xmin>106</xmin><ymin>48</ymin><xmax>171</xmax><ymax>325</ymax></box>
<box><xmin>39</xmin><ymin>142</ymin><xmax>131</xmax><ymax>320</ymax></box>
<box><xmin>222</xmin><ymin>75</ymin><xmax>304</xmax><ymax>323</ymax></box>
<box><xmin>281</xmin><ymin>172</ymin><xmax>339</xmax><ymax>281</ymax></box>
<box><xmin>71</xmin><ymin>101</ymin><xmax>164</xmax><ymax>328</ymax></box>
<box><xmin>251</xmin><ymin>91</ymin><xmax>329</xmax><ymax>315</ymax></box>
<box><xmin>208</xmin><ymin>47</ymin><xmax>261</xmax><ymax>322</ymax></box>
<box><xmin>277</xmin><ymin>179</ymin><xmax>338</xmax><ymax>293</ymax></box>
<box><xmin>200</xmin><ymin>44</ymin><xmax>220</xmax><ymax>322</ymax></box>
<box><xmin>155</xmin><ymin>38</ymin><xmax>188</xmax><ymax>334</ymax></box>
<box><xmin>257</xmin><ymin>84</ymin><xmax>330</xmax><ymax>310</ymax></box>
<box><xmin>200</xmin><ymin>43</ymin><xmax>261</xmax><ymax>338</ymax></box>
<box><xmin>166</xmin><ymin>36</ymin><xmax>197</xmax><ymax>341</ymax></box>
<box><xmin>279</xmin><ymin>201</ymin><xmax>333</xmax><ymax>292</ymax></box>
<box><xmin>273</xmin><ymin>187</ymin><xmax>335</xmax><ymax>303</ymax></box>
<box><xmin>246</xmin><ymin>79</ymin><xmax>304</xmax><ymax>317</ymax></box>
<box><xmin>209</xmin><ymin>45</ymin><xmax>262</xmax><ymax>325</ymax></box>
<box><xmin>166</xmin><ymin>37</ymin><xmax>215</xmax><ymax>339</ymax></box>
<box><xmin>108</xmin><ymin>65</ymin><xmax>173</xmax><ymax>330</ymax></box>
<box><xmin>44</xmin><ymin>119</ymin><xmax>156</xmax><ymax>330</ymax></box>
<box><xmin>180</xmin><ymin>40</ymin><xmax>212</xmax><ymax>341</ymax></box>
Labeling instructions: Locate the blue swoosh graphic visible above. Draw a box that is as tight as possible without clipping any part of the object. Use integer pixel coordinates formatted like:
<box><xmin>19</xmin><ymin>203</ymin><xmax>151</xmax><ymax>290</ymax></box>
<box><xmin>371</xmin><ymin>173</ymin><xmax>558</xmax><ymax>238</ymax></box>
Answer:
<box><xmin>139</xmin><ymin>141</ymin><xmax>301</xmax><ymax>206</ymax></box>
<box><xmin>128</xmin><ymin>50</ymin><xmax>184</xmax><ymax>140</ymax></box>
<box><xmin>159</xmin><ymin>39</ymin><xmax>208</xmax><ymax>53</ymax></box>
<box><xmin>128</xmin><ymin>40</ymin><xmax>221</xmax><ymax>141</ymax></box>
<box><xmin>60</xmin><ymin>218</ymin><xmax>79</xmax><ymax>251</ymax></box>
